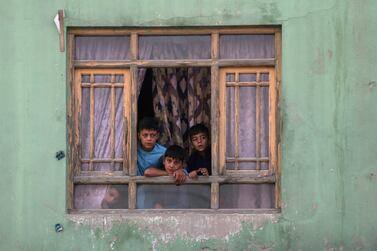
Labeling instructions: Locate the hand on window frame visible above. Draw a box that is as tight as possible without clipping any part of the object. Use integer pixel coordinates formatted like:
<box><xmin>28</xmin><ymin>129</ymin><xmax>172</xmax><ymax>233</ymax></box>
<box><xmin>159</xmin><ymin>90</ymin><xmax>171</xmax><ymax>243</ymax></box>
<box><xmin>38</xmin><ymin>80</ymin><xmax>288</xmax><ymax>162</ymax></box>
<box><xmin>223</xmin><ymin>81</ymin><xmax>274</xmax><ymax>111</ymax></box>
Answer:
<box><xmin>173</xmin><ymin>169</ymin><xmax>186</xmax><ymax>185</ymax></box>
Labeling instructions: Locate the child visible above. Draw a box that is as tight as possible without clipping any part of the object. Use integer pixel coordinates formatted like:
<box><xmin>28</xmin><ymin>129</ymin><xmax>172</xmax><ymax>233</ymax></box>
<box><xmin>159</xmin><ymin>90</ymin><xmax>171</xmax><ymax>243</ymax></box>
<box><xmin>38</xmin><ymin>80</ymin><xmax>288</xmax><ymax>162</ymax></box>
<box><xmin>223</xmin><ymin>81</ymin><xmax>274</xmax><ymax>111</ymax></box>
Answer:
<box><xmin>187</xmin><ymin>124</ymin><xmax>211</xmax><ymax>178</ymax></box>
<box><xmin>137</xmin><ymin>117</ymin><xmax>186</xmax><ymax>183</ymax></box>
<box><xmin>152</xmin><ymin>145</ymin><xmax>188</xmax><ymax>208</ymax></box>
<box><xmin>163</xmin><ymin>145</ymin><xmax>187</xmax><ymax>176</ymax></box>
<box><xmin>100</xmin><ymin>185</ymin><xmax>128</xmax><ymax>209</ymax></box>
<box><xmin>137</xmin><ymin>117</ymin><xmax>166</xmax><ymax>176</ymax></box>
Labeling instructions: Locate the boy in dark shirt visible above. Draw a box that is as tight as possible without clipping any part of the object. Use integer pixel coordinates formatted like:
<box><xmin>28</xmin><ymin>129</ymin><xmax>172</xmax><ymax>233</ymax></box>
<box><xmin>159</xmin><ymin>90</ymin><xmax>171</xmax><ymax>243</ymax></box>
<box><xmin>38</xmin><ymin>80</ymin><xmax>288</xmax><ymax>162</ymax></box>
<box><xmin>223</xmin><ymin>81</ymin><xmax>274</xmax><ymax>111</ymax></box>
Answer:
<box><xmin>186</xmin><ymin>124</ymin><xmax>211</xmax><ymax>178</ymax></box>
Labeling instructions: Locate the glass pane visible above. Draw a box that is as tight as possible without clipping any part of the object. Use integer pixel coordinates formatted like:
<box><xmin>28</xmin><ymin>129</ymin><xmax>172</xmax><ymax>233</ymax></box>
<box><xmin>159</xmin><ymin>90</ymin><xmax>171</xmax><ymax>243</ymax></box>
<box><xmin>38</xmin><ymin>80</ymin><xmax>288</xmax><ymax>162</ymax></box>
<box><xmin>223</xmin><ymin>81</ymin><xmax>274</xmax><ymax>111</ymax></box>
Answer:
<box><xmin>75</xmin><ymin>36</ymin><xmax>130</xmax><ymax>60</ymax></box>
<box><xmin>261</xmin><ymin>87</ymin><xmax>269</xmax><ymax>158</ymax></box>
<box><xmin>94</xmin><ymin>88</ymin><xmax>111</xmax><ymax>158</ymax></box>
<box><xmin>114</xmin><ymin>162</ymin><xmax>123</xmax><ymax>171</ymax></box>
<box><xmin>239</xmin><ymin>73</ymin><xmax>256</xmax><ymax>82</ymax></box>
<box><xmin>137</xmin><ymin>185</ymin><xmax>210</xmax><ymax>209</ymax></box>
<box><xmin>139</xmin><ymin>35</ymin><xmax>211</xmax><ymax>59</ymax></box>
<box><xmin>94</xmin><ymin>74</ymin><xmax>111</xmax><ymax>83</ymax></box>
<box><xmin>226</xmin><ymin>162</ymin><xmax>235</xmax><ymax>170</ymax></box>
<box><xmin>81</xmin><ymin>74</ymin><xmax>90</xmax><ymax>83</ymax></box>
<box><xmin>220</xmin><ymin>184</ymin><xmax>275</xmax><ymax>208</ymax></box>
<box><xmin>226</xmin><ymin>87</ymin><xmax>235</xmax><ymax>158</ymax></box>
<box><xmin>261</xmin><ymin>162</ymin><xmax>269</xmax><ymax>170</ymax></box>
<box><xmin>74</xmin><ymin>185</ymin><xmax>128</xmax><ymax>209</ymax></box>
<box><xmin>81</xmin><ymin>88</ymin><xmax>90</xmax><ymax>159</ymax></box>
<box><xmin>226</xmin><ymin>73</ymin><xmax>235</xmax><ymax>82</ymax></box>
<box><xmin>93</xmin><ymin>163</ymin><xmax>112</xmax><ymax>171</ymax></box>
<box><xmin>115</xmin><ymin>88</ymin><xmax>124</xmax><ymax>159</ymax></box>
<box><xmin>238</xmin><ymin>87</ymin><xmax>256</xmax><ymax>158</ymax></box>
<box><xmin>260</xmin><ymin>73</ymin><xmax>269</xmax><ymax>82</ymax></box>
<box><xmin>115</xmin><ymin>74</ymin><xmax>124</xmax><ymax>83</ymax></box>
<box><xmin>239</xmin><ymin>162</ymin><xmax>256</xmax><ymax>170</ymax></box>
<box><xmin>220</xmin><ymin>35</ymin><xmax>275</xmax><ymax>59</ymax></box>
<box><xmin>81</xmin><ymin>163</ymin><xmax>89</xmax><ymax>171</ymax></box>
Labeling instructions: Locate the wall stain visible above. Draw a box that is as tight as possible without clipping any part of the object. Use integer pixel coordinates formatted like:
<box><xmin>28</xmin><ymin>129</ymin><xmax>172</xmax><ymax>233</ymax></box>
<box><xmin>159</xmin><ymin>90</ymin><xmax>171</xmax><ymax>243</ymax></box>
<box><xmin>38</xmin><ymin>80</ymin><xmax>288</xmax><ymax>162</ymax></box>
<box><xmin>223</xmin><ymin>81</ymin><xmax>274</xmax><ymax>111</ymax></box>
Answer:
<box><xmin>368</xmin><ymin>81</ymin><xmax>376</xmax><ymax>90</ymax></box>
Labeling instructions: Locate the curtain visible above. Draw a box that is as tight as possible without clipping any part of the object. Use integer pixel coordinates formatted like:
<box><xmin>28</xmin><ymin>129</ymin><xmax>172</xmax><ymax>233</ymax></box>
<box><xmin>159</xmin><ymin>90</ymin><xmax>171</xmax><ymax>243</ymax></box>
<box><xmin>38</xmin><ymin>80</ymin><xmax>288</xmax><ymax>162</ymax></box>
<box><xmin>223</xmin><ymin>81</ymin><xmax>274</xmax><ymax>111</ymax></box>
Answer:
<box><xmin>152</xmin><ymin>67</ymin><xmax>211</xmax><ymax>149</ymax></box>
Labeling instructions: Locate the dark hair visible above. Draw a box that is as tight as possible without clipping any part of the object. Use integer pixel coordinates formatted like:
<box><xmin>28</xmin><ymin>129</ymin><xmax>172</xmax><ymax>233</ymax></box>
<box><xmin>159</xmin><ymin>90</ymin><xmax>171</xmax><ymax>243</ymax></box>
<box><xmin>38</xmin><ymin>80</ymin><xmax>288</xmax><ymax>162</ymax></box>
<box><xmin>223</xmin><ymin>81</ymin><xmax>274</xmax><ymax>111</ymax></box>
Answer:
<box><xmin>188</xmin><ymin>123</ymin><xmax>209</xmax><ymax>140</ymax></box>
<box><xmin>137</xmin><ymin>117</ymin><xmax>160</xmax><ymax>133</ymax></box>
<box><xmin>164</xmin><ymin>145</ymin><xmax>186</xmax><ymax>162</ymax></box>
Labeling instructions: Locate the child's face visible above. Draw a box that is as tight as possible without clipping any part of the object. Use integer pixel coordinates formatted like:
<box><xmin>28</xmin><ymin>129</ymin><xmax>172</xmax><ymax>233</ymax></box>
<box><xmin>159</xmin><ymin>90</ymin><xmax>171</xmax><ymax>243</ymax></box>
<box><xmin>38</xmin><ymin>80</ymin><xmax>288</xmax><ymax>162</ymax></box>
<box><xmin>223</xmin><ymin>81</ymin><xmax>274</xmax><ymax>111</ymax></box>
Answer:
<box><xmin>163</xmin><ymin>156</ymin><xmax>183</xmax><ymax>175</ymax></box>
<box><xmin>138</xmin><ymin>129</ymin><xmax>159</xmax><ymax>151</ymax></box>
<box><xmin>191</xmin><ymin>132</ymin><xmax>208</xmax><ymax>152</ymax></box>
<box><xmin>103</xmin><ymin>187</ymin><xmax>120</xmax><ymax>206</ymax></box>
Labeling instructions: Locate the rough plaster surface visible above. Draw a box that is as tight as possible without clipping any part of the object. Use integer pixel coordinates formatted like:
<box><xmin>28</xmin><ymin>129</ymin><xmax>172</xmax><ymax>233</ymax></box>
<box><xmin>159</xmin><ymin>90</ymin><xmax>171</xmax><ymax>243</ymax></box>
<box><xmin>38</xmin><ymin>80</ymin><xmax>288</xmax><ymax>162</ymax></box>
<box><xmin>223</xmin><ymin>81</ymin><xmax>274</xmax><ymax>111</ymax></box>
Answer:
<box><xmin>68</xmin><ymin>213</ymin><xmax>279</xmax><ymax>241</ymax></box>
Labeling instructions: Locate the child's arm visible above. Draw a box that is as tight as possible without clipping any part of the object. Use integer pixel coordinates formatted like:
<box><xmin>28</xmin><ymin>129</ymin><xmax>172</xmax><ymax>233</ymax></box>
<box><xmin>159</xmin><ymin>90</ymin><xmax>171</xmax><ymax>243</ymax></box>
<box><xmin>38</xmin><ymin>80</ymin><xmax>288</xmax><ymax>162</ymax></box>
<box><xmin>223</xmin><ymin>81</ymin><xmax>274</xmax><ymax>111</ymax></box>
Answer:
<box><xmin>144</xmin><ymin>167</ymin><xmax>168</xmax><ymax>177</ymax></box>
<box><xmin>189</xmin><ymin>170</ymin><xmax>198</xmax><ymax>178</ymax></box>
<box><xmin>188</xmin><ymin>168</ymin><xmax>209</xmax><ymax>178</ymax></box>
<box><xmin>174</xmin><ymin>169</ymin><xmax>186</xmax><ymax>185</ymax></box>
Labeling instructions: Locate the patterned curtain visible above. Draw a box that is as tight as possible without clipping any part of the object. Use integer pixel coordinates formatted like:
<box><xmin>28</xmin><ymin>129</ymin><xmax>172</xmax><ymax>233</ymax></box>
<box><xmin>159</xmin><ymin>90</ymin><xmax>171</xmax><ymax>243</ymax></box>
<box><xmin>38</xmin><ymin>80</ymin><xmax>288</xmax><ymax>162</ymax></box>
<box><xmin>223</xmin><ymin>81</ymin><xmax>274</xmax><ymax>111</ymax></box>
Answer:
<box><xmin>152</xmin><ymin>67</ymin><xmax>211</xmax><ymax>148</ymax></box>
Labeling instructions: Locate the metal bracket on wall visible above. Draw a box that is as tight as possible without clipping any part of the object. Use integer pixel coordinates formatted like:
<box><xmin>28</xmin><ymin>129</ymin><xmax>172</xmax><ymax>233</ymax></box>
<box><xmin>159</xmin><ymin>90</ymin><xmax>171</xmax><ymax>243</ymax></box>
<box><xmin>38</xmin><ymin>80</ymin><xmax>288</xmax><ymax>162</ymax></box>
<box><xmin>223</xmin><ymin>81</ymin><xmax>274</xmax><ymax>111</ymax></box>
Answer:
<box><xmin>55</xmin><ymin>151</ymin><xmax>65</xmax><ymax>160</ymax></box>
<box><xmin>53</xmin><ymin>9</ymin><xmax>65</xmax><ymax>52</ymax></box>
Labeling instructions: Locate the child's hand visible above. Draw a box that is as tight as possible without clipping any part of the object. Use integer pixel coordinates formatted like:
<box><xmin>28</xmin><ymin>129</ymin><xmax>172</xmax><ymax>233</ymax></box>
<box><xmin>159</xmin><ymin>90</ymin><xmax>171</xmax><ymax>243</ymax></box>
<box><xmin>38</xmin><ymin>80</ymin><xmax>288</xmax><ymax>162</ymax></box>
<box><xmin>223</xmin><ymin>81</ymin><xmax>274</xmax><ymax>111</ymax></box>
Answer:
<box><xmin>189</xmin><ymin>170</ymin><xmax>198</xmax><ymax>179</ymax></box>
<box><xmin>199</xmin><ymin>168</ymin><xmax>209</xmax><ymax>176</ymax></box>
<box><xmin>174</xmin><ymin>169</ymin><xmax>186</xmax><ymax>185</ymax></box>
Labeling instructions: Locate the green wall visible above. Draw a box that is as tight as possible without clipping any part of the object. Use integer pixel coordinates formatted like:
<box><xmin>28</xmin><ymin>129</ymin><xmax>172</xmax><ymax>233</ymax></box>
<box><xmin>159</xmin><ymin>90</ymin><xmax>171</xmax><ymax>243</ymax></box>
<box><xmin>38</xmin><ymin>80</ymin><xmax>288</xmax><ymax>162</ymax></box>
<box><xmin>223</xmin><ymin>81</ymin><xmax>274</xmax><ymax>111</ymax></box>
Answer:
<box><xmin>1</xmin><ymin>0</ymin><xmax>377</xmax><ymax>250</ymax></box>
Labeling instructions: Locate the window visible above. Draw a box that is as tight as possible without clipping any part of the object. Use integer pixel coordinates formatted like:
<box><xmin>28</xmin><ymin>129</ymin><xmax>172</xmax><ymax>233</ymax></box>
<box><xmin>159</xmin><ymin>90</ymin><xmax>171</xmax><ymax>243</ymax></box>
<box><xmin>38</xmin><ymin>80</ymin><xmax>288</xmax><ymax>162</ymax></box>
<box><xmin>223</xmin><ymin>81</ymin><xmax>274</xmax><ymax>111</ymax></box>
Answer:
<box><xmin>68</xmin><ymin>27</ymin><xmax>281</xmax><ymax>212</ymax></box>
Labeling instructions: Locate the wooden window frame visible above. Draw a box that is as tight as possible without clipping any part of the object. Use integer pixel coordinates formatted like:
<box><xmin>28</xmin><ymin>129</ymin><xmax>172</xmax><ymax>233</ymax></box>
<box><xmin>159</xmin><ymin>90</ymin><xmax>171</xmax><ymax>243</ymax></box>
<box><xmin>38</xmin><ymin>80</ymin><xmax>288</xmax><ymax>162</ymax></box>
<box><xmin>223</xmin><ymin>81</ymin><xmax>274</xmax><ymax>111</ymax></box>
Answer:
<box><xmin>67</xmin><ymin>27</ymin><xmax>281</xmax><ymax>213</ymax></box>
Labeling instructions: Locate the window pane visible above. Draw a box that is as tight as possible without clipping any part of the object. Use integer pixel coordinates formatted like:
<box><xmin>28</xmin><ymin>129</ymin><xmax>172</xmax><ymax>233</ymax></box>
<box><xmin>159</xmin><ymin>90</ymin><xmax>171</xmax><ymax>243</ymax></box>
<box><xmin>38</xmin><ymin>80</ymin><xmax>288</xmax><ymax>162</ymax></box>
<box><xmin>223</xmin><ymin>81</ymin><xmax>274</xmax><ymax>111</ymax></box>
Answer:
<box><xmin>81</xmin><ymin>88</ymin><xmax>90</xmax><ymax>159</ymax></box>
<box><xmin>74</xmin><ymin>185</ymin><xmax>128</xmax><ymax>209</ymax></box>
<box><xmin>94</xmin><ymin>74</ymin><xmax>111</xmax><ymax>83</ymax></box>
<box><xmin>220</xmin><ymin>184</ymin><xmax>275</xmax><ymax>208</ymax></box>
<box><xmin>220</xmin><ymin>35</ymin><xmax>275</xmax><ymax>59</ymax></box>
<box><xmin>226</xmin><ymin>162</ymin><xmax>235</xmax><ymax>170</ymax></box>
<box><xmin>75</xmin><ymin>36</ymin><xmax>130</xmax><ymax>60</ymax></box>
<box><xmin>139</xmin><ymin>35</ymin><xmax>211</xmax><ymax>59</ymax></box>
<box><xmin>261</xmin><ymin>87</ymin><xmax>269</xmax><ymax>159</ymax></box>
<box><xmin>81</xmin><ymin>163</ymin><xmax>89</xmax><ymax>171</ymax></box>
<box><xmin>238</xmin><ymin>87</ymin><xmax>256</xmax><ymax>158</ymax></box>
<box><xmin>137</xmin><ymin>185</ymin><xmax>210</xmax><ymax>209</ymax></box>
<box><xmin>226</xmin><ymin>87</ymin><xmax>235</xmax><ymax>159</ymax></box>
<box><xmin>261</xmin><ymin>162</ymin><xmax>269</xmax><ymax>170</ymax></box>
<box><xmin>260</xmin><ymin>73</ymin><xmax>269</xmax><ymax>82</ymax></box>
<box><xmin>94</xmin><ymin>88</ymin><xmax>111</xmax><ymax>158</ymax></box>
<box><xmin>115</xmin><ymin>88</ymin><xmax>124</xmax><ymax>159</ymax></box>
<box><xmin>115</xmin><ymin>74</ymin><xmax>124</xmax><ymax>82</ymax></box>
<box><xmin>226</xmin><ymin>73</ymin><xmax>235</xmax><ymax>82</ymax></box>
<box><xmin>239</xmin><ymin>162</ymin><xmax>256</xmax><ymax>170</ymax></box>
<box><xmin>81</xmin><ymin>74</ymin><xmax>90</xmax><ymax>83</ymax></box>
<box><xmin>93</xmin><ymin>163</ymin><xmax>111</xmax><ymax>171</ymax></box>
<box><xmin>114</xmin><ymin>162</ymin><xmax>123</xmax><ymax>171</ymax></box>
<box><xmin>239</xmin><ymin>73</ymin><xmax>256</xmax><ymax>82</ymax></box>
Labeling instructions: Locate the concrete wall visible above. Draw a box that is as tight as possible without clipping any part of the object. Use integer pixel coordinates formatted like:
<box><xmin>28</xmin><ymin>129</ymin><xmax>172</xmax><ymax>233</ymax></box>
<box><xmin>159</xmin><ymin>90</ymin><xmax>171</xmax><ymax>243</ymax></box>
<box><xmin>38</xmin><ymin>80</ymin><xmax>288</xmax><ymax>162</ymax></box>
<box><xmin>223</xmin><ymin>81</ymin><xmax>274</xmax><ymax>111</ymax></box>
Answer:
<box><xmin>1</xmin><ymin>0</ymin><xmax>377</xmax><ymax>250</ymax></box>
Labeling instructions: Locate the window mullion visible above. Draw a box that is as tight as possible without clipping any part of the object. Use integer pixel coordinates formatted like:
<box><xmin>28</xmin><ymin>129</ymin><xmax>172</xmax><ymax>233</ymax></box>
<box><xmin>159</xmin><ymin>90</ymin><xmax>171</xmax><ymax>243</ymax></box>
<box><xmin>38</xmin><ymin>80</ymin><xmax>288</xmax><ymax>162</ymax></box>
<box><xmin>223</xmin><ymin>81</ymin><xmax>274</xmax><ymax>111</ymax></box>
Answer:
<box><xmin>110</xmin><ymin>74</ymin><xmax>116</xmax><ymax>171</ymax></box>
<box><xmin>128</xmin><ymin>181</ymin><xmax>137</xmax><ymax>209</ymax></box>
<box><xmin>128</xmin><ymin>32</ymin><xmax>138</xmax><ymax>177</ymax></box>
<box><xmin>129</xmin><ymin>65</ymin><xmax>138</xmax><ymax>176</ymax></box>
<box><xmin>211</xmin><ymin>182</ymin><xmax>219</xmax><ymax>209</ymax></box>
<box><xmin>211</xmin><ymin>64</ymin><xmax>219</xmax><ymax>176</ymax></box>
<box><xmin>256</xmin><ymin>72</ymin><xmax>261</xmax><ymax>171</ymax></box>
<box><xmin>211</xmin><ymin>32</ymin><xmax>219</xmax><ymax>176</ymax></box>
<box><xmin>89</xmin><ymin>74</ymin><xmax>95</xmax><ymax>172</ymax></box>
<box><xmin>234</xmin><ymin>73</ymin><xmax>240</xmax><ymax>170</ymax></box>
